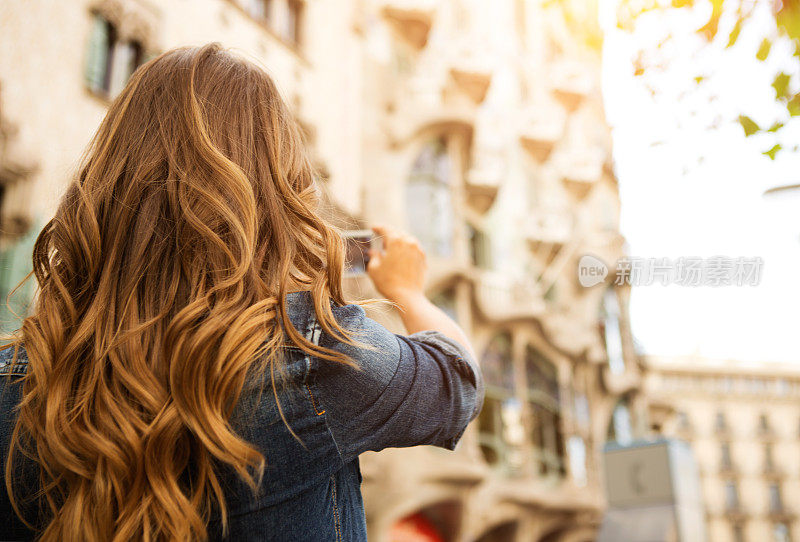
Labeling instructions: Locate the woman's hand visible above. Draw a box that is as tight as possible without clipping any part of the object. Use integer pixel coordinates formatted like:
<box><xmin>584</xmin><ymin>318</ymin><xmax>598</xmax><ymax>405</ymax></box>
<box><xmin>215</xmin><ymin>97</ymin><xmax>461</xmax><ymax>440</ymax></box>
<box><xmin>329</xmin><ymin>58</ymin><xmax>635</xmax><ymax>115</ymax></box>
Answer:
<box><xmin>366</xmin><ymin>224</ymin><xmax>427</xmax><ymax>303</ymax></box>
<box><xmin>365</xmin><ymin>224</ymin><xmax>476</xmax><ymax>360</ymax></box>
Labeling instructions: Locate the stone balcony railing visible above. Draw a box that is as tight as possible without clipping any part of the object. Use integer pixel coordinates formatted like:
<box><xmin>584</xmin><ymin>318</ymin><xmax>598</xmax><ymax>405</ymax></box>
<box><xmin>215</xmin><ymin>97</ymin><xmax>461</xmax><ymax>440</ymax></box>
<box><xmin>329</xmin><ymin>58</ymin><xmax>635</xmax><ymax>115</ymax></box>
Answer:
<box><xmin>550</xmin><ymin>60</ymin><xmax>594</xmax><ymax>112</ymax></box>
<box><xmin>465</xmin><ymin>153</ymin><xmax>504</xmax><ymax>214</ymax></box>
<box><xmin>472</xmin><ymin>269</ymin><xmax>545</xmax><ymax>321</ymax></box>
<box><xmin>557</xmin><ymin>148</ymin><xmax>605</xmax><ymax>184</ymax></box>
<box><xmin>522</xmin><ymin>207</ymin><xmax>575</xmax><ymax>248</ymax></box>
<box><xmin>444</xmin><ymin>41</ymin><xmax>493</xmax><ymax>105</ymax></box>
<box><xmin>519</xmin><ymin>106</ymin><xmax>567</xmax><ymax>163</ymax></box>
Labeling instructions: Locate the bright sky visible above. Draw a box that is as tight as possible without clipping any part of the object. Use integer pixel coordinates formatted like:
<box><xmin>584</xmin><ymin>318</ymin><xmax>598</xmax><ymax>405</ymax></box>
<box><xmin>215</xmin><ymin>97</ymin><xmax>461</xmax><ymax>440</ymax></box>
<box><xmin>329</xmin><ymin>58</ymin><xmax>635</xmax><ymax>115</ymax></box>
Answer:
<box><xmin>600</xmin><ymin>0</ymin><xmax>800</xmax><ymax>363</ymax></box>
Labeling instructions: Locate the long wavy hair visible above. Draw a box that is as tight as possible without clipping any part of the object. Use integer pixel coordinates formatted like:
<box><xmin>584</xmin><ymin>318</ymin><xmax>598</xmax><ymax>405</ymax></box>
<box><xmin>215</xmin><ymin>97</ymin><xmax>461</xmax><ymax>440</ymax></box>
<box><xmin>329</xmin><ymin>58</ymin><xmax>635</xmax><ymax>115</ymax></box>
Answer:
<box><xmin>3</xmin><ymin>43</ymin><xmax>377</xmax><ymax>541</ymax></box>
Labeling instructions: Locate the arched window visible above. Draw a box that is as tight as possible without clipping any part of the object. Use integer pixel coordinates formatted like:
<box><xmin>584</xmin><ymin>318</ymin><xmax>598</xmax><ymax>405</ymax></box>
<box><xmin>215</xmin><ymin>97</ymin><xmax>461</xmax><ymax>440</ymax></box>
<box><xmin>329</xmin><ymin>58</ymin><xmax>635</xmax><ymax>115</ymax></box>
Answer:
<box><xmin>600</xmin><ymin>288</ymin><xmax>625</xmax><ymax>374</ymax></box>
<box><xmin>477</xmin><ymin>332</ymin><xmax>524</xmax><ymax>471</ymax></box>
<box><xmin>406</xmin><ymin>137</ymin><xmax>455</xmax><ymax>258</ymax></box>
<box><xmin>525</xmin><ymin>345</ymin><xmax>565</xmax><ymax>477</ymax></box>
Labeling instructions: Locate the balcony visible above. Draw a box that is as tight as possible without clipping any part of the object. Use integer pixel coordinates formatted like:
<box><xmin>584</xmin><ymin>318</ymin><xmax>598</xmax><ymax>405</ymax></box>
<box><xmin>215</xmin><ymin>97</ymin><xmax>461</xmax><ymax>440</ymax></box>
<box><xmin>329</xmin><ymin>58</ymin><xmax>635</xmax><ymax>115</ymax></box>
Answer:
<box><xmin>518</xmin><ymin>106</ymin><xmax>566</xmax><ymax>163</ymax></box>
<box><xmin>558</xmin><ymin>149</ymin><xmax>604</xmax><ymax>199</ymax></box>
<box><xmin>714</xmin><ymin>425</ymin><xmax>732</xmax><ymax>438</ymax></box>
<box><xmin>381</xmin><ymin>2</ymin><xmax>435</xmax><ymax>49</ymax></box>
<box><xmin>767</xmin><ymin>507</ymin><xmax>796</xmax><ymax>522</ymax></box>
<box><xmin>723</xmin><ymin>506</ymin><xmax>749</xmax><ymax>522</ymax></box>
<box><xmin>471</xmin><ymin>269</ymin><xmax>545</xmax><ymax>321</ymax></box>
<box><xmin>763</xmin><ymin>462</ymin><xmax>783</xmax><ymax>478</ymax></box>
<box><xmin>520</xmin><ymin>130</ymin><xmax>559</xmax><ymax>163</ymax></box>
<box><xmin>522</xmin><ymin>208</ymin><xmax>574</xmax><ymax>250</ymax></box>
<box><xmin>757</xmin><ymin>425</ymin><xmax>777</xmax><ymax>441</ymax></box>
<box><xmin>449</xmin><ymin>68</ymin><xmax>492</xmax><ymax>104</ymax></box>
<box><xmin>465</xmin><ymin>154</ymin><xmax>503</xmax><ymax>214</ymax></box>
<box><xmin>550</xmin><ymin>61</ymin><xmax>593</xmax><ymax>112</ymax></box>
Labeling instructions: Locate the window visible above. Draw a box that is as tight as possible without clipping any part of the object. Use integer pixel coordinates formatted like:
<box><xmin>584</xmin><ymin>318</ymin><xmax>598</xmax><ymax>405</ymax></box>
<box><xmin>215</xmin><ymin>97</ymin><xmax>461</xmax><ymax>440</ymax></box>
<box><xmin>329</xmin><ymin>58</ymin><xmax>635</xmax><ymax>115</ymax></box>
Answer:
<box><xmin>243</xmin><ymin>0</ymin><xmax>273</xmax><ymax>21</ymax></box>
<box><xmin>285</xmin><ymin>0</ymin><xmax>303</xmax><ymax>46</ymax></box>
<box><xmin>600</xmin><ymin>288</ymin><xmax>625</xmax><ymax>374</ymax></box>
<box><xmin>85</xmin><ymin>13</ymin><xmax>144</xmax><ymax>98</ymax></box>
<box><xmin>574</xmin><ymin>392</ymin><xmax>590</xmax><ymax>431</ymax></box>
<box><xmin>722</xmin><ymin>376</ymin><xmax>734</xmax><ymax>392</ymax></box>
<box><xmin>773</xmin><ymin>523</ymin><xmax>790</xmax><ymax>542</ymax></box>
<box><xmin>477</xmin><ymin>333</ymin><xmax>524</xmax><ymax>472</ymax></box>
<box><xmin>715</xmin><ymin>411</ymin><xmax>728</xmax><ymax>432</ymax></box>
<box><xmin>769</xmin><ymin>483</ymin><xmax>784</xmax><ymax>513</ymax></box>
<box><xmin>525</xmin><ymin>345</ymin><xmax>565</xmax><ymax>477</ymax></box>
<box><xmin>607</xmin><ymin>399</ymin><xmax>633</xmax><ymax>445</ymax></box>
<box><xmin>406</xmin><ymin>138</ymin><xmax>455</xmax><ymax>258</ymax></box>
<box><xmin>720</xmin><ymin>443</ymin><xmax>733</xmax><ymax>470</ymax></box>
<box><xmin>467</xmin><ymin>223</ymin><xmax>492</xmax><ymax>269</ymax></box>
<box><xmin>725</xmin><ymin>480</ymin><xmax>740</xmax><ymax>511</ymax></box>
<box><xmin>759</xmin><ymin>413</ymin><xmax>771</xmax><ymax>434</ymax></box>
<box><xmin>567</xmin><ymin>436</ymin><xmax>587</xmax><ymax>486</ymax></box>
<box><xmin>764</xmin><ymin>443</ymin><xmax>775</xmax><ymax>472</ymax></box>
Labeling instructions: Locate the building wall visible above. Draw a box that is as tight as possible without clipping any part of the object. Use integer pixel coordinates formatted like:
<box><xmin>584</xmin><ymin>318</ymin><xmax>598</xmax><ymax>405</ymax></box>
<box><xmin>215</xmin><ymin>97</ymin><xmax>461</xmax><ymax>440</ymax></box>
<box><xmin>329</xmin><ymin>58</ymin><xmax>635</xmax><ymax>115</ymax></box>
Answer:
<box><xmin>646</xmin><ymin>356</ymin><xmax>800</xmax><ymax>542</ymax></box>
<box><xmin>0</xmin><ymin>0</ymin><xmax>642</xmax><ymax>539</ymax></box>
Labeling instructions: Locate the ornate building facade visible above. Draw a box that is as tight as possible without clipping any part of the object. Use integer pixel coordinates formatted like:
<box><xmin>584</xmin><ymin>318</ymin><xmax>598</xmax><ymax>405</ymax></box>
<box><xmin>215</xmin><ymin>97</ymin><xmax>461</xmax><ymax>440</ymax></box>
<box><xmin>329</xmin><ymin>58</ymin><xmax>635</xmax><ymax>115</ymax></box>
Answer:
<box><xmin>0</xmin><ymin>0</ymin><xmax>646</xmax><ymax>539</ymax></box>
<box><xmin>646</xmin><ymin>356</ymin><xmax>800</xmax><ymax>542</ymax></box>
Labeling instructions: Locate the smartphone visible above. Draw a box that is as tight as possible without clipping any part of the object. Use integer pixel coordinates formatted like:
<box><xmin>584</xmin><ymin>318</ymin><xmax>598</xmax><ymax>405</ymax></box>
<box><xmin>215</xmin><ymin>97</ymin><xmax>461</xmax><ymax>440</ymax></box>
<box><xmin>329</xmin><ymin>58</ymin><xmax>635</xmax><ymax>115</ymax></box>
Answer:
<box><xmin>342</xmin><ymin>229</ymin><xmax>380</xmax><ymax>277</ymax></box>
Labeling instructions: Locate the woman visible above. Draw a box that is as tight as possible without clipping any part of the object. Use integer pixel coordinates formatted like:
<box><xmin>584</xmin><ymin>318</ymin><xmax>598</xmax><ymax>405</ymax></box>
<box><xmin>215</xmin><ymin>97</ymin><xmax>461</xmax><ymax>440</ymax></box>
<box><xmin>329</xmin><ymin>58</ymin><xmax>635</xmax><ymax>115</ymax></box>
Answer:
<box><xmin>0</xmin><ymin>44</ymin><xmax>483</xmax><ymax>541</ymax></box>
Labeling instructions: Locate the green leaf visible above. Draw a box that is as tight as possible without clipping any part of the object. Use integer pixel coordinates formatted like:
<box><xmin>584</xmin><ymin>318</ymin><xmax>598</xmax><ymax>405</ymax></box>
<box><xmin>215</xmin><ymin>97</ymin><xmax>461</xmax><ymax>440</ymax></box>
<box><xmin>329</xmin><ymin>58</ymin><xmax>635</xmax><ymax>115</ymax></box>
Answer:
<box><xmin>776</xmin><ymin>5</ymin><xmax>800</xmax><ymax>41</ymax></box>
<box><xmin>738</xmin><ymin>115</ymin><xmax>760</xmax><ymax>136</ymax></box>
<box><xmin>767</xmin><ymin>121</ymin><xmax>784</xmax><ymax>132</ymax></box>
<box><xmin>763</xmin><ymin>144</ymin><xmax>782</xmax><ymax>159</ymax></box>
<box><xmin>788</xmin><ymin>94</ymin><xmax>800</xmax><ymax>116</ymax></box>
<box><xmin>772</xmin><ymin>72</ymin><xmax>792</xmax><ymax>99</ymax></box>
<box><xmin>727</xmin><ymin>20</ymin><xmax>744</xmax><ymax>48</ymax></box>
<box><xmin>756</xmin><ymin>38</ymin><xmax>772</xmax><ymax>61</ymax></box>
<box><xmin>694</xmin><ymin>75</ymin><xmax>706</xmax><ymax>83</ymax></box>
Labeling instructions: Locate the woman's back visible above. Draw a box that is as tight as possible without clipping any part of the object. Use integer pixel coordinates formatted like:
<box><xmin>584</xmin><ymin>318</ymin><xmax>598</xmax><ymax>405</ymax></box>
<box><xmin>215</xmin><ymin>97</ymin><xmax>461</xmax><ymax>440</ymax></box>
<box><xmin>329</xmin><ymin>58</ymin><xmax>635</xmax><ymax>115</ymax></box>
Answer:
<box><xmin>0</xmin><ymin>42</ymin><xmax>483</xmax><ymax>541</ymax></box>
<box><xmin>1</xmin><ymin>290</ymin><xmax>482</xmax><ymax>541</ymax></box>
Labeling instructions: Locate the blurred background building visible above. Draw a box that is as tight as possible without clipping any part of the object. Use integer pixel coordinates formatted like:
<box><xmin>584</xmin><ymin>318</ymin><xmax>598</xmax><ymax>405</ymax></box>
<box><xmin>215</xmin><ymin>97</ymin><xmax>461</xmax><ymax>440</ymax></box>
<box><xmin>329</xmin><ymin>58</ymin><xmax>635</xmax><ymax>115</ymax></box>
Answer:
<box><xmin>646</xmin><ymin>356</ymin><xmax>800</xmax><ymax>542</ymax></box>
<box><xmin>0</xmin><ymin>0</ymin><xmax>651</xmax><ymax>540</ymax></box>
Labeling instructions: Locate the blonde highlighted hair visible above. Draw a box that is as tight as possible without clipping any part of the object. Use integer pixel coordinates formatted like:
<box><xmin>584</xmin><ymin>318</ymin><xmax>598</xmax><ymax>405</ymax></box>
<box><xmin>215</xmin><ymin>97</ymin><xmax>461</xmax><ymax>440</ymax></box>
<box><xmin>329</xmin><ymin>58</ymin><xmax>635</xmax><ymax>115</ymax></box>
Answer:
<box><xmin>4</xmin><ymin>43</ymin><xmax>376</xmax><ymax>541</ymax></box>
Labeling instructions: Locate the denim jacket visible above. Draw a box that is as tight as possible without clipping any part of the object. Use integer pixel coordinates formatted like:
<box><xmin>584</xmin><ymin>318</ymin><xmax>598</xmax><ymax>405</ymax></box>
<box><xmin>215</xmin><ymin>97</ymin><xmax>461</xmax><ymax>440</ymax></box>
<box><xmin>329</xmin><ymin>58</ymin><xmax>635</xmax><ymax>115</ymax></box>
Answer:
<box><xmin>0</xmin><ymin>290</ymin><xmax>484</xmax><ymax>541</ymax></box>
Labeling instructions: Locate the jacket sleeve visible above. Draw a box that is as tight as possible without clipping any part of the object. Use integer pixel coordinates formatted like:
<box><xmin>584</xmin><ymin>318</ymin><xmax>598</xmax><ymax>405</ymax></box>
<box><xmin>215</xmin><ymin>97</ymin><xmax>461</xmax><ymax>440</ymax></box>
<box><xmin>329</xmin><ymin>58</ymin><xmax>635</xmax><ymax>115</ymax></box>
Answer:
<box><xmin>309</xmin><ymin>303</ymin><xmax>484</xmax><ymax>463</ymax></box>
